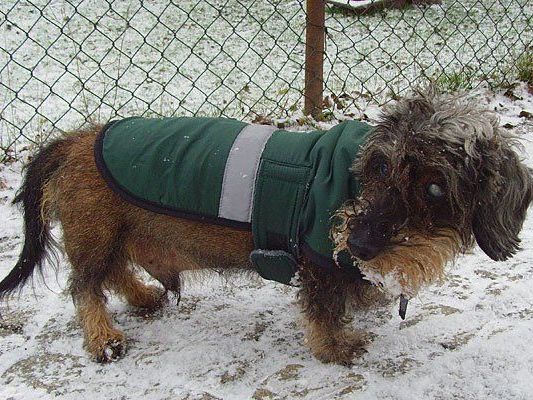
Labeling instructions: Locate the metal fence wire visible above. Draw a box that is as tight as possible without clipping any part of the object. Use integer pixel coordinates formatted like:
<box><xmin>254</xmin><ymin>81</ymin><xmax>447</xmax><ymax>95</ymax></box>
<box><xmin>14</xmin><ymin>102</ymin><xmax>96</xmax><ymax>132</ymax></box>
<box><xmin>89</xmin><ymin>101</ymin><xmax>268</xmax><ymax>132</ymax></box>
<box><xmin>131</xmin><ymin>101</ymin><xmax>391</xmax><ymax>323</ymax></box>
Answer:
<box><xmin>0</xmin><ymin>0</ymin><xmax>531</xmax><ymax>160</ymax></box>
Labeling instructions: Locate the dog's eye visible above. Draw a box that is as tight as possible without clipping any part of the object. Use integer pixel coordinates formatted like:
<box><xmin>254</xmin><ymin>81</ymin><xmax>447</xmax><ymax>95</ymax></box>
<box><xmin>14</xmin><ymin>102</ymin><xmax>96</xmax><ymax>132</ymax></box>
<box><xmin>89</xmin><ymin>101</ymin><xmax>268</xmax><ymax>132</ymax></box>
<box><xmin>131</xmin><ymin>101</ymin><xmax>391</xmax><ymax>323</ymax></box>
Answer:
<box><xmin>427</xmin><ymin>183</ymin><xmax>445</xmax><ymax>198</ymax></box>
<box><xmin>379</xmin><ymin>162</ymin><xmax>389</xmax><ymax>177</ymax></box>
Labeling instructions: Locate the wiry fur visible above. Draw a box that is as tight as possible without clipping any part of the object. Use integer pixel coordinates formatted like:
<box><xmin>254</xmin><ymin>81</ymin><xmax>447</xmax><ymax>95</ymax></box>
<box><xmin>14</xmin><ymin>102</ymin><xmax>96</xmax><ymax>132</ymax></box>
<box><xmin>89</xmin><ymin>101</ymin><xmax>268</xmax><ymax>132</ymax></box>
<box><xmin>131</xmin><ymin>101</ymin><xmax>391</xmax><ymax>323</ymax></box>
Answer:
<box><xmin>333</xmin><ymin>201</ymin><xmax>461</xmax><ymax>296</ymax></box>
<box><xmin>1</xmin><ymin>88</ymin><xmax>531</xmax><ymax>365</ymax></box>
<box><xmin>0</xmin><ymin>138</ymin><xmax>68</xmax><ymax>297</ymax></box>
<box><xmin>358</xmin><ymin>228</ymin><xmax>461</xmax><ymax>297</ymax></box>
<box><xmin>332</xmin><ymin>88</ymin><xmax>533</xmax><ymax>302</ymax></box>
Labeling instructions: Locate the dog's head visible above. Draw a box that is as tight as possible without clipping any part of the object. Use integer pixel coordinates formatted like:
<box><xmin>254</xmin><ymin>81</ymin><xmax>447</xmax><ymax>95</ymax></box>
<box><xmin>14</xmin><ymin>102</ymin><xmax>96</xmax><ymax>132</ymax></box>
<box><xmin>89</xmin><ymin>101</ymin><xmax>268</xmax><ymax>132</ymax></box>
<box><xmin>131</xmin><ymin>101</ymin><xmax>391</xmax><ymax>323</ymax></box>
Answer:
<box><xmin>332</xmin><ymin>88</ymin><xmax>533</xmax><ymax>297</ymax></box>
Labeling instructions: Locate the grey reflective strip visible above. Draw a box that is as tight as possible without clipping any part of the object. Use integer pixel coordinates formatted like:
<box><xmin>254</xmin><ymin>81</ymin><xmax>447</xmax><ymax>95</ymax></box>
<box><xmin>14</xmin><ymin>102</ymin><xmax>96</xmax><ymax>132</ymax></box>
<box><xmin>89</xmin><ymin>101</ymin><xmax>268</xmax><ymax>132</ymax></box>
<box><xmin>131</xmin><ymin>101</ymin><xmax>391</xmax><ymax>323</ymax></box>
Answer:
<box><xmin>218</xmin><ymin>124</ymin><xmax>277</xmax><ymax>222</ymax></box>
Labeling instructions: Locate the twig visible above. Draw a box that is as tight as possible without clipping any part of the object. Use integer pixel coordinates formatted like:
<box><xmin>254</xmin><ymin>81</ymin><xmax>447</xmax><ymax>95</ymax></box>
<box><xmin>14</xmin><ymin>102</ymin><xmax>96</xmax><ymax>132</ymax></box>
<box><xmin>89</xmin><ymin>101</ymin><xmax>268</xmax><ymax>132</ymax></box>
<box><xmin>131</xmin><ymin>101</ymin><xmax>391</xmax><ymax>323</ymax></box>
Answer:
<box><xmin>326</xmin><ymin>0</ymin><xmax>442</xmax><ymax>15</ymax></box>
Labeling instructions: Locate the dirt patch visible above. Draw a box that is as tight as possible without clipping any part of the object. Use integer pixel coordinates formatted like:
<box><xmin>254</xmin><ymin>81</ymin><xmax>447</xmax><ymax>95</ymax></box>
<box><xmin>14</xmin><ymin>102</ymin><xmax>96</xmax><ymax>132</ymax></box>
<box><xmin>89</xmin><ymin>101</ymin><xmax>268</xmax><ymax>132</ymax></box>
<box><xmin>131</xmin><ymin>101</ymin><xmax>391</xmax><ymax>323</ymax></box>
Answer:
<box><xmin>2</xmin><ymin>353</ymin><xmax>86</xmax><ymax>395</ymax></box>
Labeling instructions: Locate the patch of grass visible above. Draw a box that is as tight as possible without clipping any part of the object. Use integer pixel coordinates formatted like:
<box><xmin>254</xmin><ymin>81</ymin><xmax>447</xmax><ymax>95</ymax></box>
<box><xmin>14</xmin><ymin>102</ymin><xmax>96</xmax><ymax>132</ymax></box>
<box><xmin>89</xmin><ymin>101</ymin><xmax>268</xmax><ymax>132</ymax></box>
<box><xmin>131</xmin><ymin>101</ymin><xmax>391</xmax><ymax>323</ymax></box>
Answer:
<box><xmin>316</xmin><ymin>110</ymin><xmax>336</xmax><ymax>122</ymax></box>
<box><xmin>434</xmin><ymin>68</ymin><xmax>476</xmax><ymax>92</ymax></box>
<box><xmin>516</xmin><ymin>50</ymin><xmax>533</xmax><ymax>85</ymax></box>
<box><xmin>427</xmin><ymin>49</ymin><xmax>532</xmax><ymax>95</ymax></box>
<box><xmin>325</xmin><ymin>3</ymin><xmax>352</xmax><ymax>16</ymax></box>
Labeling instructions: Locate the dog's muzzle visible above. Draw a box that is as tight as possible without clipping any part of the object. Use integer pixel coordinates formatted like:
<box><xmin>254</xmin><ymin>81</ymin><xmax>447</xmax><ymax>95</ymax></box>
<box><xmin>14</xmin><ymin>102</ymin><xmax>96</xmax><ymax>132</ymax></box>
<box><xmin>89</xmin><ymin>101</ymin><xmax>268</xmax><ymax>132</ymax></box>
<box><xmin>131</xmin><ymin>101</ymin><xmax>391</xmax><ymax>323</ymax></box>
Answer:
<box><xmin>347</xmin><ymin>188</ymin><xmax>407</xmax><ymax>261</ymax></box>
<box><xmin>347</xmin><ymin>230</ymin><xmax>384</xmax><ymax>261</ymax></box>
<box><xmin>346</xmin><ymin>189</ymin><xmax>411</xmax><ymax>319</ymax></box>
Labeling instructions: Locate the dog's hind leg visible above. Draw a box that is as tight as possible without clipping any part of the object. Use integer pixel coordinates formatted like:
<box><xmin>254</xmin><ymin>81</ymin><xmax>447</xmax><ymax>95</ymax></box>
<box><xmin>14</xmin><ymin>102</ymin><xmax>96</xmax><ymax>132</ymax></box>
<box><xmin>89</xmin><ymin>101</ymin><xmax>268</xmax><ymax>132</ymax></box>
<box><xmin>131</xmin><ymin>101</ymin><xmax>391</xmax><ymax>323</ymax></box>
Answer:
<box><xmin>75</xmin><ymin>288</ymin><xmax>125</xmax><ymax>363</ymax></box>
<box><xmin>62</xmin><ymin>221</ymin><xmax>129</xmax><ymax>363</ymax></box>
<box><xmin>105</xmin><ymin>265</ymin><xmax>167</xmax><ymax>311</ymax></box>
<box><xmin>123</xmin><ymin>235</ymin><xmax>185</xmax><ymax>300</ymax></box>
<box><xmin>298</xmin><ymin>261</ymin><xmax>368</xmax><ymax>365</ymax></box>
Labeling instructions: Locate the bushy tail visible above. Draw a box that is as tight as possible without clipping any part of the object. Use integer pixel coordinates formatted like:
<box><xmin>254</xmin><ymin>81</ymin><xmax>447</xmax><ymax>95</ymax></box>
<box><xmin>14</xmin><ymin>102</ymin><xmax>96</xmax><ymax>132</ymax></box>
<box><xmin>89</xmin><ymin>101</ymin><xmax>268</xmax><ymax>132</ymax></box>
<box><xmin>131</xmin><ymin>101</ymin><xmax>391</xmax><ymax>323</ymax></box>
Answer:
<box><xmin>0</xmin><ymin>138</ymin><xmax>68</xmax><ymax>299</ymax></box>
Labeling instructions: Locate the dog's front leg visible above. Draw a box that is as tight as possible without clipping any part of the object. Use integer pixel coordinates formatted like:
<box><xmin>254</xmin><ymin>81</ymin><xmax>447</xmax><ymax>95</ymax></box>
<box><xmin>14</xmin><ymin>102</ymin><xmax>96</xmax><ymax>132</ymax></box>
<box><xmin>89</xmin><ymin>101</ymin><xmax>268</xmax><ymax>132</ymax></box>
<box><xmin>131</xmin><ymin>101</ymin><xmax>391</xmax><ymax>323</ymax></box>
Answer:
<box><xmin>297</xmin><ymin>261</ymin><xmax>368</xmax><ymax>365</ymax></box>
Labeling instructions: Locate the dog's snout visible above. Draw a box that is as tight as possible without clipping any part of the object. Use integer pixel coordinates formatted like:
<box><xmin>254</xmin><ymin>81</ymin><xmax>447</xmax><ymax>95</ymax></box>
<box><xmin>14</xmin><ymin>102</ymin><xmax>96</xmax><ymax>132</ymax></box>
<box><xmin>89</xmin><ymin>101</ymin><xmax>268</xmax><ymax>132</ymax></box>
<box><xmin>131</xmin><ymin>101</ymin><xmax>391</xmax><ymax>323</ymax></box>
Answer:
<box><xmin>348</xmin><ymin>234</ymin><xmax>382</xmax><ymax>261</ymax></box>
<box><xmin>346</xmin><ymin>188</ymin><xmax>407</xmax><ymax>261</ymax></box>
<box><xmin>347</xmin><ymin>232</ymin><xmax>383</xmax><ymax>261</ymax></box>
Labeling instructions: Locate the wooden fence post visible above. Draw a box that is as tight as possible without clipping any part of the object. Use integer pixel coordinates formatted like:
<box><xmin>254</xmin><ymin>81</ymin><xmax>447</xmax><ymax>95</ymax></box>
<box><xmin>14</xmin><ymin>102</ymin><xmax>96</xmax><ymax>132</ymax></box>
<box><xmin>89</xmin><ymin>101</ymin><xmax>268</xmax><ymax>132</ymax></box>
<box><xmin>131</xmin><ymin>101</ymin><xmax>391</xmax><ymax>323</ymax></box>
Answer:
<box><xmin>304</xmin><ymin>0</ymin><xmax>325</xmax><ymax>118</ymax></box>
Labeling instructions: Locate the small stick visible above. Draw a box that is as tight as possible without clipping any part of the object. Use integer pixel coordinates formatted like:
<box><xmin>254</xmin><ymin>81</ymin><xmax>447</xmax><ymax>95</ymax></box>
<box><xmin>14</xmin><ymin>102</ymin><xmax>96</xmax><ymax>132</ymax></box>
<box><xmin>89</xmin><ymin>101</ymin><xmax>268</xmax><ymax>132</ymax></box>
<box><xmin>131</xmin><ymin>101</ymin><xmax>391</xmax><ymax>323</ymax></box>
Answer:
<box><xmin>326</xmin><ymin>0</ymin><xmax>441</xmax><ymax>15</ymax></box>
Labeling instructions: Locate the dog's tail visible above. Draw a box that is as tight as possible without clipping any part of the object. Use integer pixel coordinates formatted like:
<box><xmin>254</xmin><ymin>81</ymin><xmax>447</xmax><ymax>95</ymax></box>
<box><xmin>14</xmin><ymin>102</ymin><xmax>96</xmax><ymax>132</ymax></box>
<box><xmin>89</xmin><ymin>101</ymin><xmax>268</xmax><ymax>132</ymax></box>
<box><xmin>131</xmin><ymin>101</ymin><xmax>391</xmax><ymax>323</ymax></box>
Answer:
<box><xmin>0</xmin><ymin>137</ymin><xmax>69</xmax><ymax>300</ymax></box>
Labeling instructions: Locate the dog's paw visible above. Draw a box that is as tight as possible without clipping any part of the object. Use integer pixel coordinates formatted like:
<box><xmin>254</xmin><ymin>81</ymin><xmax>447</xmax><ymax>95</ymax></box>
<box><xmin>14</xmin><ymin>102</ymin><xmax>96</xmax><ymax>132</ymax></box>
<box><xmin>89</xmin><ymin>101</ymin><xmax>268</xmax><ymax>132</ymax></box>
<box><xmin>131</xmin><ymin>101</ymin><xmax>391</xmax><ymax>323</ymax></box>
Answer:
<box><xmin>128</xmin><ymin>285</ymin><xmax>167</xmax><ymax>311</ymax></box>
<box><xmin>344</xmin><ymin>329</ymin><xmax>371</xmax><ymax>356</ymax></box>
<box><xmin>97</xmin><ymin>338</ymin><xmax>126</xmax><ymax>363</ymax></box>
<box><xmin>307</xmin><ymin>328</ymin><xmax>369</xmax><ymax>366</ymax></box>
<box><xmin>88</xmin><ymin>331</ymin><xmax>127</xmax><ymax>363</ymax></box>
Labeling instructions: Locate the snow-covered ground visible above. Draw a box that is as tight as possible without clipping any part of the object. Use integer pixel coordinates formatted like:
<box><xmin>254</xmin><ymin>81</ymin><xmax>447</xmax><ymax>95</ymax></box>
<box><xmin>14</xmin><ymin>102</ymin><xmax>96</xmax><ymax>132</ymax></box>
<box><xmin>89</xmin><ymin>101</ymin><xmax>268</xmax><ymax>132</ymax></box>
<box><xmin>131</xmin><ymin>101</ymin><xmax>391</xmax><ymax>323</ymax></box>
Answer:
<box><xmin>0</xmin><ymin>84</ymin><xmax>532</xmax><ymax>399</ymax></box>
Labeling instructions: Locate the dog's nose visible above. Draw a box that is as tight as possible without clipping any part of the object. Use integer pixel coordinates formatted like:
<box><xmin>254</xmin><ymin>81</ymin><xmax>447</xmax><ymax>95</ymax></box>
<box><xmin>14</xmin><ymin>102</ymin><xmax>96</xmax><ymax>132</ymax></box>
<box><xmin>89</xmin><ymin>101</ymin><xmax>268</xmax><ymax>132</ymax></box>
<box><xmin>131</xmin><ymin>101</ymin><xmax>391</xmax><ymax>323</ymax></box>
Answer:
<box><xmin>347</xmin><ymin>234</ymin><xmax>383</xmax><ymax>261</ymax></box>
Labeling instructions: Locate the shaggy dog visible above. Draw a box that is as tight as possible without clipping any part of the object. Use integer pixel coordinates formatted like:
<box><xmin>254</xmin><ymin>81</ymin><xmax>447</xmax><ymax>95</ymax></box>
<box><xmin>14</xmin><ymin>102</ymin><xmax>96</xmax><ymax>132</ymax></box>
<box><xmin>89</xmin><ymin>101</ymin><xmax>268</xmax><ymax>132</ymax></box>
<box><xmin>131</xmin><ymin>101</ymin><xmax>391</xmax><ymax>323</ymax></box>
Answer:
<box><xmin>1</xmin><ymin>89</ymin><xmax>531</xmax><ymax>364</ymax></box>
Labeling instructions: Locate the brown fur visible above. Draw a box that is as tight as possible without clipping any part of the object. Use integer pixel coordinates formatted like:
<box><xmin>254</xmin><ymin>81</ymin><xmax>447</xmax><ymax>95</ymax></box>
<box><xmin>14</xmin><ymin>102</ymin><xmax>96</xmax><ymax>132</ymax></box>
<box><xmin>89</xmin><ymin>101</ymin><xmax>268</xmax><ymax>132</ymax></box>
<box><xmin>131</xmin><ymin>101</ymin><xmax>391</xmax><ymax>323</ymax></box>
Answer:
<box><xmin>297</xmin><ymin>259</ymin><xmax>383</xmax><ymax>364</ymax></box>
<box><xmin>333</xmin><ymin>201</ymin><xmax>462</xmax><ymax>296</ymax></box>
<box><xmin>40</xmin><ymin>128</ymin><xmax>255</xmax><ymax>361</ymax></box>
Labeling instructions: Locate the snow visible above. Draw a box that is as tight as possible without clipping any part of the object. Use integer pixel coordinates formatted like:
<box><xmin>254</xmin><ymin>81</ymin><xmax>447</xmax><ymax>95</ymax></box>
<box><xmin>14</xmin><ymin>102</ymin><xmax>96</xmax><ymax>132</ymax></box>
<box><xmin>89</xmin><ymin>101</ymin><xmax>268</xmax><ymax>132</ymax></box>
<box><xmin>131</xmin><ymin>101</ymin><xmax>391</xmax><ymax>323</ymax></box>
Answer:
<box><xmin>0</xmin><ymin>84</ymin><xmax>532</xmax><ymax>400</ymax></box>
<box><xmin>358</xmin><ymin>267</ymin><xmax>406</xmax><ymax>297</ymax></box>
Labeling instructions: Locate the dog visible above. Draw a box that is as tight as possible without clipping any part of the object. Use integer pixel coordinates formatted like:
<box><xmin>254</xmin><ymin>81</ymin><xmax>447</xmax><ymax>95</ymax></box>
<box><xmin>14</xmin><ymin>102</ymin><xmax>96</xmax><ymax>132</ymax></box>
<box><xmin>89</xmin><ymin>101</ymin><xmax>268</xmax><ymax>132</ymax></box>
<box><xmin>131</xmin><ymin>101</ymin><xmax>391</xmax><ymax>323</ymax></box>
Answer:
<box><xmin>0</xmin><ymin>88</ymin><xmax>531</xmax><ymax>365</ymax></box>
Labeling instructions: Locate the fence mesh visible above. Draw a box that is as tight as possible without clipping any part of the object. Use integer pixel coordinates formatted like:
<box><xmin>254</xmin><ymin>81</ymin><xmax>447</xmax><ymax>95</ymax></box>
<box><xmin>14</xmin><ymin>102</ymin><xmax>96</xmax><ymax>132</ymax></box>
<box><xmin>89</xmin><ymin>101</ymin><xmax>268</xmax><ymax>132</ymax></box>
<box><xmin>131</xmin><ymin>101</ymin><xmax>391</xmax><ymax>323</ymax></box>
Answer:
<box><xmin>1</xmin><ymin>0</ymin><xmax>531</xmax><ymax>160</ymax></box>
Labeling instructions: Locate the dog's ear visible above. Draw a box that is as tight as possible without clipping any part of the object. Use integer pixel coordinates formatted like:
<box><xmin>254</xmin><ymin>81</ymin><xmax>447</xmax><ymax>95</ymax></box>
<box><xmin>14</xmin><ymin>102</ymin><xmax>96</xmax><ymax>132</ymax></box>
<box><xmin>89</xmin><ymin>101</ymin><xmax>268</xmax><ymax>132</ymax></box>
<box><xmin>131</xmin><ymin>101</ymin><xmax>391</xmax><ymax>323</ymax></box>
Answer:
<box><xmin>472</xmin><ymin>137</ymin><xmax>533</xmax><ymax>261</ymax></box>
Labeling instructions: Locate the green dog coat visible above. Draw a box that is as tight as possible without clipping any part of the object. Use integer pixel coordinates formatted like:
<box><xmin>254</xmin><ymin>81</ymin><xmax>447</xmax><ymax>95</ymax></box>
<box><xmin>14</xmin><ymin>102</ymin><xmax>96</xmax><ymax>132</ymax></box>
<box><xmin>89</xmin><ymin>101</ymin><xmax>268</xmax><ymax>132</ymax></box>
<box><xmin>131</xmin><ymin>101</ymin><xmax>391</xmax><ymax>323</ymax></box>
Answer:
<box><xmin>94</xmin><ymin>117</ymin><xmax>372</xmax><ymax>285</ymax></box>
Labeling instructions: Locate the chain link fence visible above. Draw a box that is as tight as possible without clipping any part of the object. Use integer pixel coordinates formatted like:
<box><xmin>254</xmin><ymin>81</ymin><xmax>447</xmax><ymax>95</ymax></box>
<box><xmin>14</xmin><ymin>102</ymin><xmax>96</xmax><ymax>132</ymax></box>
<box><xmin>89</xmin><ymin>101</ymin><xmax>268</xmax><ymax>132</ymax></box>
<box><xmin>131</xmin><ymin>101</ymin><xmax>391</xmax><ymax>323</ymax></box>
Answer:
<box><xmin>1</xmin><ymin>0</ymin><xmax>531</xmax><ymax>160</ymax></box>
